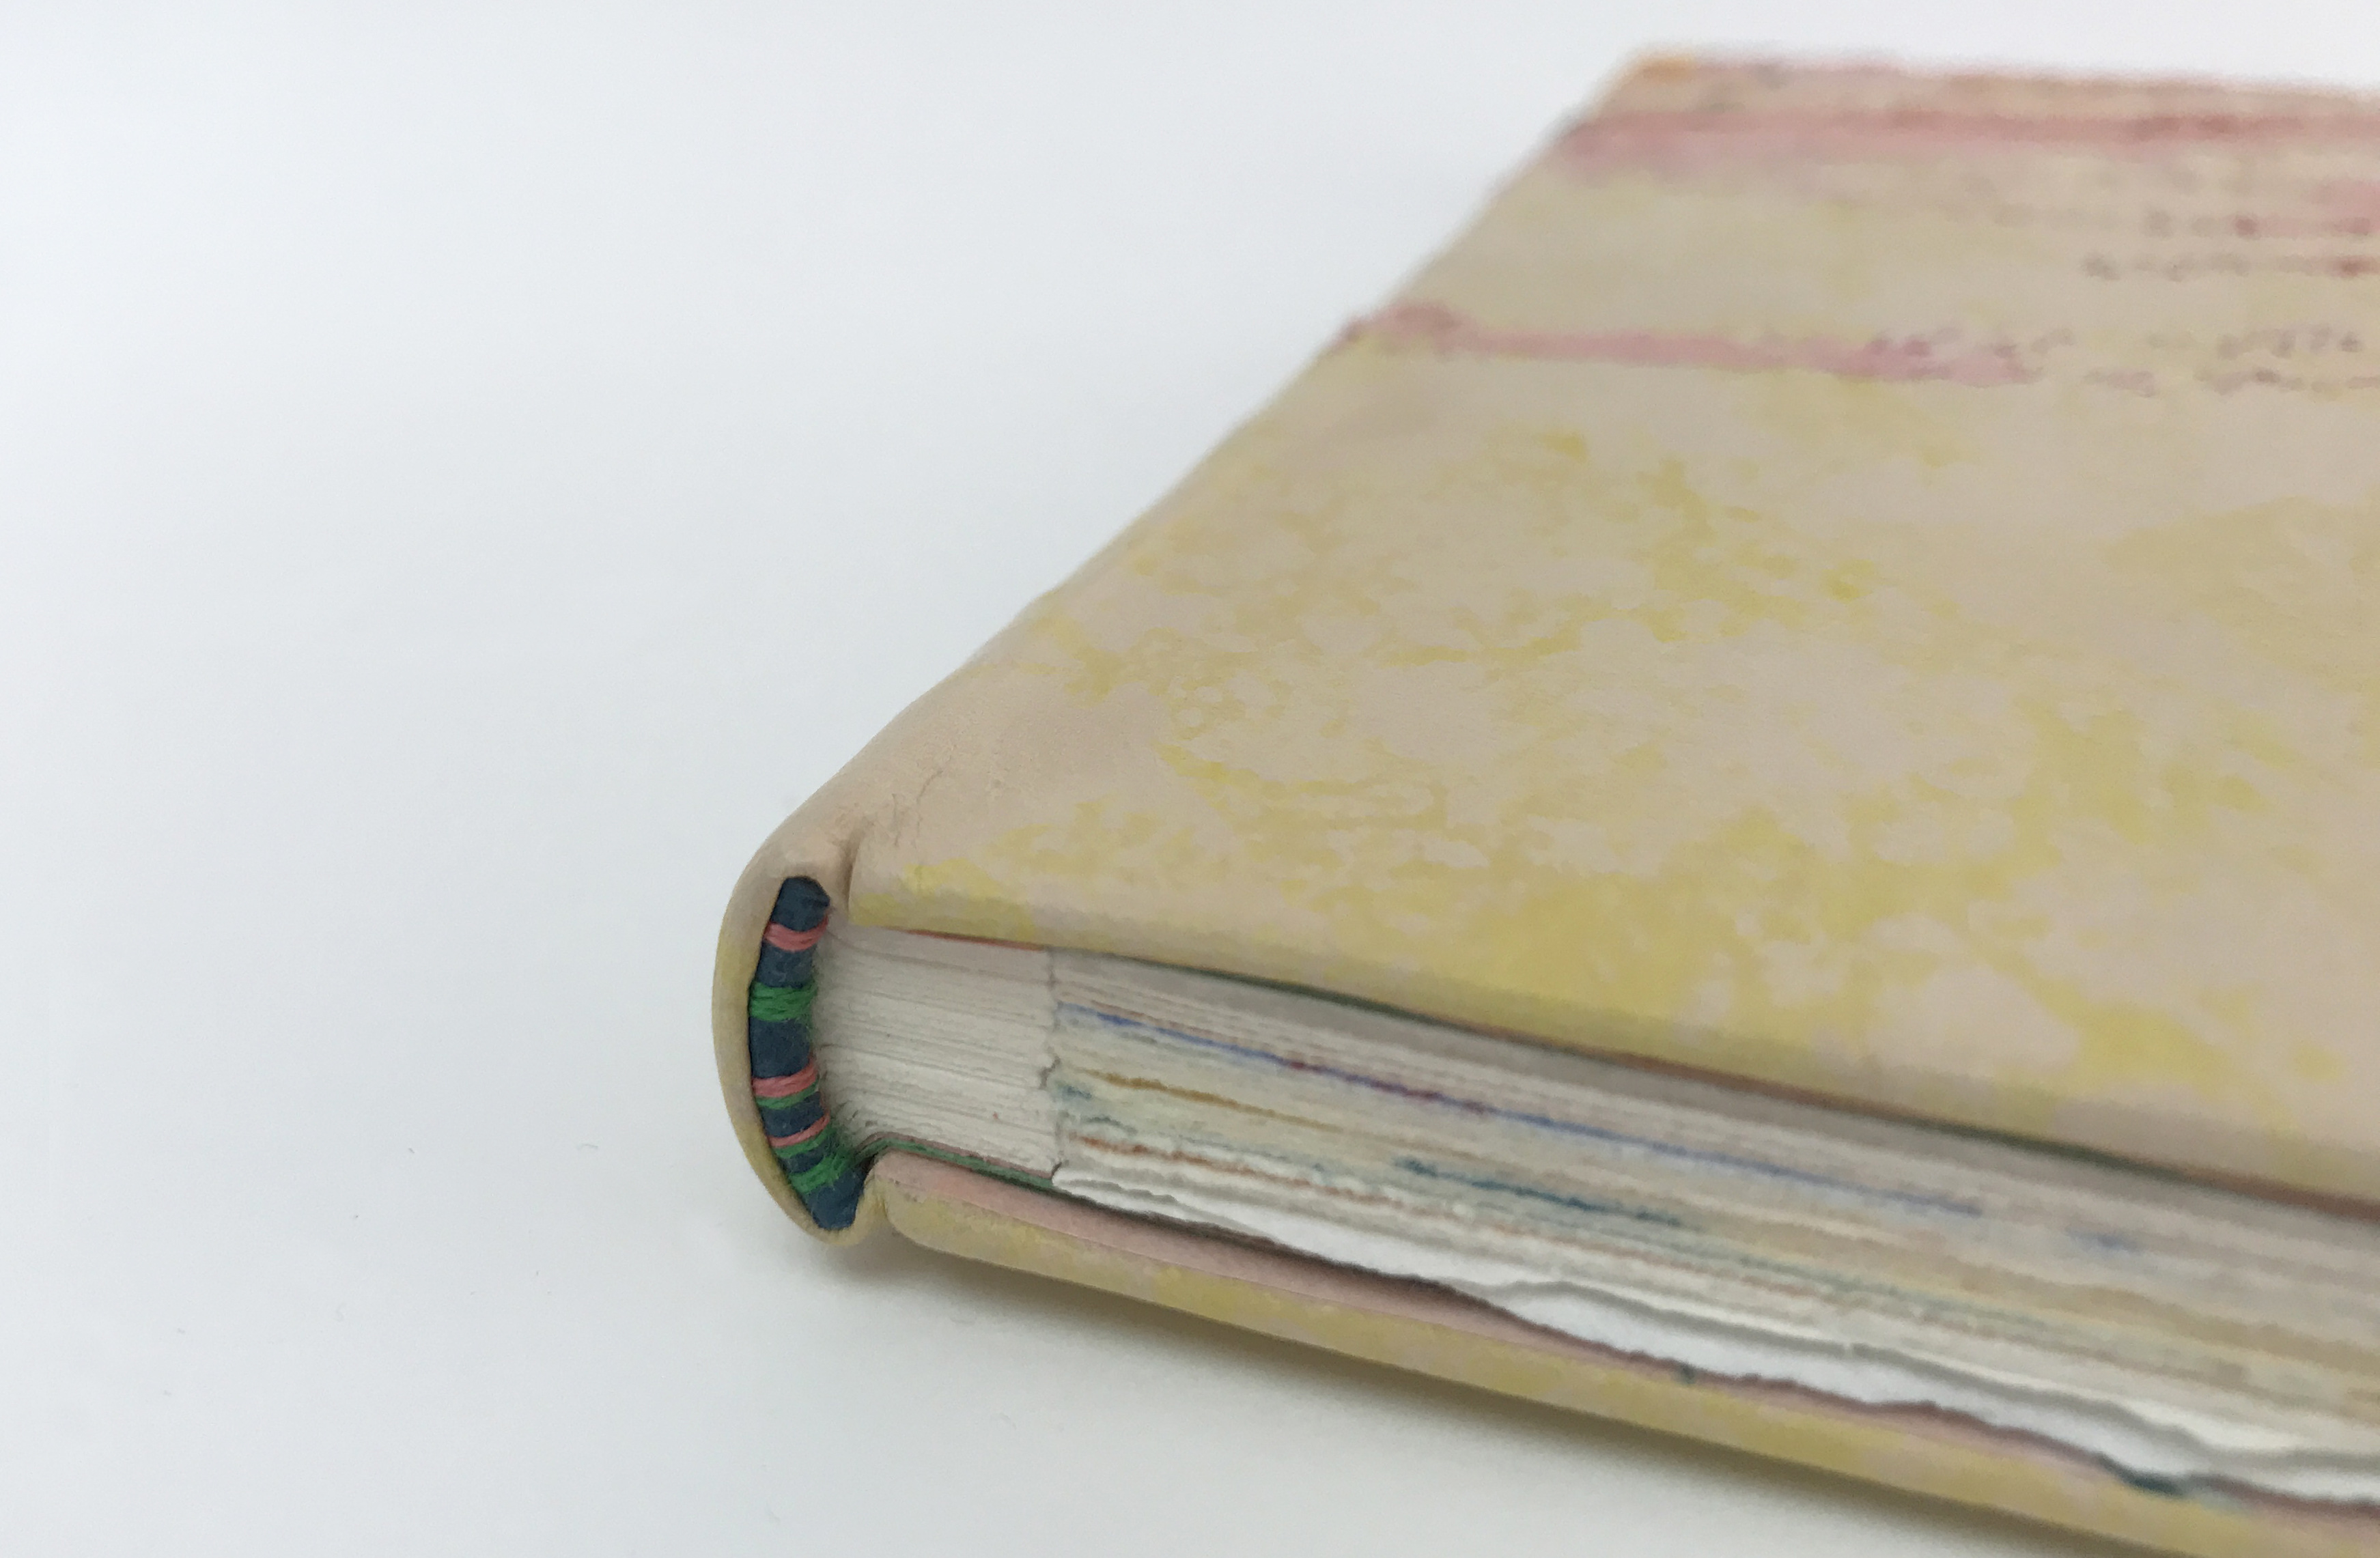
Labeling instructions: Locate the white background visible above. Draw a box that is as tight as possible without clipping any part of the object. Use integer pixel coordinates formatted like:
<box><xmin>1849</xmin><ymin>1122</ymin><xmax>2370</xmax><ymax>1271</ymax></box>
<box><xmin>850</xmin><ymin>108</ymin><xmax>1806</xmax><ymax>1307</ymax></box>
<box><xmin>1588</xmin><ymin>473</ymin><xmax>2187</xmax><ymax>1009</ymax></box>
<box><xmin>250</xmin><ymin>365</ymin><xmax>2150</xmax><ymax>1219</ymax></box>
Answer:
<box><xmin>3</xmin><ymin>5</ymin><xmax>2370</xmax><ymax>1554</ymax></box>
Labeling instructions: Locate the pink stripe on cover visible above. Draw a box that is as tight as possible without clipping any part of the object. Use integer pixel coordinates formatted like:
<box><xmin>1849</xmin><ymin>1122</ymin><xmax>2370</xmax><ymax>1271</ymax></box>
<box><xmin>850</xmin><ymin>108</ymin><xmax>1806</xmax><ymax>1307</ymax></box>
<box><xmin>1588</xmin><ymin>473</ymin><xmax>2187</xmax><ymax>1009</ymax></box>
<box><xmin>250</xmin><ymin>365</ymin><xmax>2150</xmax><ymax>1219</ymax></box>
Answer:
<box><xmin>1349</xmin><ymin>301</ymin><xmax>2043</xmax><ymax>387</ymax></box>
<box><xmin>1556</xmin><ymin>109</ymin><xmax>2380</xmax><ymax>176</ymax></box>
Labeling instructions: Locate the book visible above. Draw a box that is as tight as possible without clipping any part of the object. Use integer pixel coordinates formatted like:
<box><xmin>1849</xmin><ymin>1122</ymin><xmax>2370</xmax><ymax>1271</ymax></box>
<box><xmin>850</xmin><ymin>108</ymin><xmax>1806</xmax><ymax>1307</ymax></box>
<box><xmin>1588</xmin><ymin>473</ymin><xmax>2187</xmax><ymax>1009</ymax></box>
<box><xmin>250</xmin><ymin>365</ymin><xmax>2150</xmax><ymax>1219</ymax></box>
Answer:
<box><xmin>712</xmin><ymin>56</ymin><xmax>2380</xmax><ymax>1558</ymax></box>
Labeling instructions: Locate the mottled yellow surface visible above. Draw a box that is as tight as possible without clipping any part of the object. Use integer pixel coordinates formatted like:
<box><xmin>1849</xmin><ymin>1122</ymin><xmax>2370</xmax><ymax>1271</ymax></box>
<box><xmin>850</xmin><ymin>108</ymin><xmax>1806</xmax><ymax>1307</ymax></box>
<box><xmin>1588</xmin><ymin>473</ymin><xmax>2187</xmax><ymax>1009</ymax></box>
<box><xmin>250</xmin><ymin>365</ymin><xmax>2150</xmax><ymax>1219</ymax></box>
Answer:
<box><xmin>728</xmin><ymin>61</ymin><xmax>2380</xmax><ymax>1210</ymax></box>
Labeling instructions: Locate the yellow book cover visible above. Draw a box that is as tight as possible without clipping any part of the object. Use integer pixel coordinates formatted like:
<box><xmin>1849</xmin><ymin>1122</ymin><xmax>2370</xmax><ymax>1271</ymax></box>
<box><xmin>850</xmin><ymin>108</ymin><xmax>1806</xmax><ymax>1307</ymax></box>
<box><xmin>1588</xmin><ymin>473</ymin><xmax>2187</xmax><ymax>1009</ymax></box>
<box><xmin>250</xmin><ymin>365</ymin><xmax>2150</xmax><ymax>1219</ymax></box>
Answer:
<box><xmin>714</xmin><ymin>57</ymin><xmax>2380</xmax><ymax>1557</ymax></box>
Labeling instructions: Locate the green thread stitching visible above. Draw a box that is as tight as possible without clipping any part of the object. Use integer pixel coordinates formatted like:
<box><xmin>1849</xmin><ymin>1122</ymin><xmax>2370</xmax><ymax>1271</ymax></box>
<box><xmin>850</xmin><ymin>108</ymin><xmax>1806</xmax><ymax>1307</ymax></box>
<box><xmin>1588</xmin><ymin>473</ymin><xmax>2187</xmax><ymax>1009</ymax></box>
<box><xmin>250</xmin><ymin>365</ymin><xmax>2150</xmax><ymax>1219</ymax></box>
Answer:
<box><xmin>748</xmin><ymin>983</ymin><xmax>816</xmax><ymax>1023</ymax></box>
<box><xmin>786</xmin><ymin>1147</ymin><xmax>858</xmax><ymax>1194</ymax></box>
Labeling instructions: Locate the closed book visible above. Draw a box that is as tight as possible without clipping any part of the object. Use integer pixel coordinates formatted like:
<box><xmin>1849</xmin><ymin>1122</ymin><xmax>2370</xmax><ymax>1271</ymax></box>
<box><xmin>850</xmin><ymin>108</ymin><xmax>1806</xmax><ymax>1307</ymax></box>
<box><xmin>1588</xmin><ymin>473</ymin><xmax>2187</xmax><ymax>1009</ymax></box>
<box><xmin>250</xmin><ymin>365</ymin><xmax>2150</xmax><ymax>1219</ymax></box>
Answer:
<box><xmin>714</xmin><ymin>57</ymin><xmax>2380</xmax><ymax>1557</ymax></box>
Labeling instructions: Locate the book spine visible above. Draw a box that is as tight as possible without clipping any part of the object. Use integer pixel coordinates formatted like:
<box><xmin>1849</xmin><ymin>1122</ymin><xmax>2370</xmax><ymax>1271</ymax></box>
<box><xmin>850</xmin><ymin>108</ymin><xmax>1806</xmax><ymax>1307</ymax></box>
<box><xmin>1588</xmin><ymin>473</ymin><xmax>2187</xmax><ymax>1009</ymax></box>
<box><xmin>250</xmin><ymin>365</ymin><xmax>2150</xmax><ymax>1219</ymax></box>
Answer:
<box><xmin>744</xmin><ymin>877</ymin><xmax>865</xmax><ymax>1228</ymax></box>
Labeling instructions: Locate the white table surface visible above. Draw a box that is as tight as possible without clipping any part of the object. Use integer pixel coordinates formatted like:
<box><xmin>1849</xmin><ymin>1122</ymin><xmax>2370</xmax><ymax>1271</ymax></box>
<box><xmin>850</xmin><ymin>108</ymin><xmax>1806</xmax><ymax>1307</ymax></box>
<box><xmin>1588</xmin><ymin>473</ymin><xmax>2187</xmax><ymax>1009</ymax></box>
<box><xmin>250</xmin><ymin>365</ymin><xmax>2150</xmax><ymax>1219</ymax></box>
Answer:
<box><xmin>6</xmin><ymin>5</ymin><xmax>2372</xmax><ymax>1553</ymax></box>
